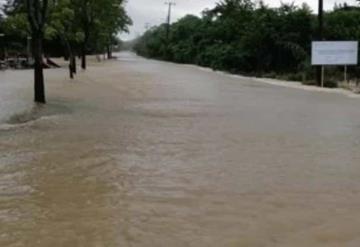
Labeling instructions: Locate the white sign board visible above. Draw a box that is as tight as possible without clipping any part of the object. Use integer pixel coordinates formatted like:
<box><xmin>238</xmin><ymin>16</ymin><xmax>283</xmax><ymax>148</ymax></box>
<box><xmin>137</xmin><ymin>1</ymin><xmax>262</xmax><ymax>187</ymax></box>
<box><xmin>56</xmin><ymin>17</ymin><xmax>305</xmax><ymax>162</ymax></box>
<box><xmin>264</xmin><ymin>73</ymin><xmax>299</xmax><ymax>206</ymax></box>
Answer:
<box><xmin>311</xmin><ymin>41</ymin><xmax>358</xmax><ymax>65</ymax></box>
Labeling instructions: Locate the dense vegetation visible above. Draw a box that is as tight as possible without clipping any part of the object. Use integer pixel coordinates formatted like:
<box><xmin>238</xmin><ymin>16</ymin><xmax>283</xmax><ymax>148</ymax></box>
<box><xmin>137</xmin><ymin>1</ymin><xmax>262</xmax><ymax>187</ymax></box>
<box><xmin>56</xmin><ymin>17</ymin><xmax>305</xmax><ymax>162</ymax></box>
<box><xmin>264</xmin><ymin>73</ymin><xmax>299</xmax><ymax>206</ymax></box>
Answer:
<box><xmin>0</xmin><ymin>0</ymin><xmax>131</xmax><ymax>103</ymax></box>
<box><xmin>135</xmin><ymin>0</ymin><xmax>360</xmax><ymax>83</ymax></box>
<box><xmin>1</xmin><ymin>0</ymin><xmax>131</xmax><ymax>63</ymax></box>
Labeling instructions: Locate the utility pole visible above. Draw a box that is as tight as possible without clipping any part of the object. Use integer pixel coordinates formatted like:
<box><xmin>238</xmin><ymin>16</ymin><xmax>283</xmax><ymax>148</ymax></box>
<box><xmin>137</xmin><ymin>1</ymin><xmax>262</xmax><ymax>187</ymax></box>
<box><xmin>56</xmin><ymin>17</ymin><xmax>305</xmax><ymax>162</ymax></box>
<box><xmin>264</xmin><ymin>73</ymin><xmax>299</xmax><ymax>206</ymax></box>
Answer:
<box><xmin>316</xmin><ymin>0</ymin><xmax>324</xmax><ymax>86</ymax></box>
<box><xmin>165</xmin><ymin>1</ymin><xmax>175</xmax><ymax>40</ymax></box>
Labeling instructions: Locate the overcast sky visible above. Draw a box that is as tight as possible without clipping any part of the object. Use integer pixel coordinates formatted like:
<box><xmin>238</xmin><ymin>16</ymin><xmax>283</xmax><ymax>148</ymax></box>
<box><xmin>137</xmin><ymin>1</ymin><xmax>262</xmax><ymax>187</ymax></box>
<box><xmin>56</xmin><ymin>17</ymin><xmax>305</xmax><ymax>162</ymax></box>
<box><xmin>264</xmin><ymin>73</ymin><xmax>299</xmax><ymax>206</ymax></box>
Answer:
<box><xmin>1</xmin><ymin>0</ymin><xmax>357</xmax><ymax>39</ymax></box>
<box><xmin>120</xmin><ymin>0</ymin><xmax>357</xmax><ymax>40</ymax></box>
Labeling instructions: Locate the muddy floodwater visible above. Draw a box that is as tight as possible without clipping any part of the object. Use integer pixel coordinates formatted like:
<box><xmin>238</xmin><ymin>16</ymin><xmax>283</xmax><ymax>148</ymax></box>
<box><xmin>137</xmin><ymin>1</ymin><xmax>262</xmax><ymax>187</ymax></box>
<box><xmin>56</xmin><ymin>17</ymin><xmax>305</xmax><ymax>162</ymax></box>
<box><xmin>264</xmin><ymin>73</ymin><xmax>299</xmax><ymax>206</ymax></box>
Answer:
<box><xmin>1</xmin><ymin>52</ymin><xmax>360</xmax><ymax>246</ymax></box>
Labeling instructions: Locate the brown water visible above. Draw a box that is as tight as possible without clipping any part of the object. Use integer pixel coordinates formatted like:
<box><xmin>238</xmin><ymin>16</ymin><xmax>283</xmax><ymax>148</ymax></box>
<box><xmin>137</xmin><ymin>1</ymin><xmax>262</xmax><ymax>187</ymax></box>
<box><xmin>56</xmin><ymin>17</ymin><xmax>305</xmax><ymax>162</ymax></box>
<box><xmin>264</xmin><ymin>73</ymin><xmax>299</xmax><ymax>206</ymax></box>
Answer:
<box><xmin>1</xmin><ymin>52</ymin><xmax>360</xmax><ymax>246</ymax></box>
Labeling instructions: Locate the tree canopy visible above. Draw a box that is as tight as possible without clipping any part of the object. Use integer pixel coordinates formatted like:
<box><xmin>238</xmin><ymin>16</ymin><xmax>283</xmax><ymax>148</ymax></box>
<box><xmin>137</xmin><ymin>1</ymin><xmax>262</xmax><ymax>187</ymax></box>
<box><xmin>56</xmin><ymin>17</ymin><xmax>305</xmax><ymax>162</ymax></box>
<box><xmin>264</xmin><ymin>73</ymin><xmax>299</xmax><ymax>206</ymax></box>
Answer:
<box><xmin>135</xmin><ymin>0</ymin><xmax>360</xmax><ymax>80</ymax></box>
<box><xmin>1</xmin><ymin>0</ymin><xmax>131</xmax><ymax>103</ymax></box>
<box><xmin>1</xmin><ymin>0</ymin><xmax>131</xmax><ymax>59</ymax></box>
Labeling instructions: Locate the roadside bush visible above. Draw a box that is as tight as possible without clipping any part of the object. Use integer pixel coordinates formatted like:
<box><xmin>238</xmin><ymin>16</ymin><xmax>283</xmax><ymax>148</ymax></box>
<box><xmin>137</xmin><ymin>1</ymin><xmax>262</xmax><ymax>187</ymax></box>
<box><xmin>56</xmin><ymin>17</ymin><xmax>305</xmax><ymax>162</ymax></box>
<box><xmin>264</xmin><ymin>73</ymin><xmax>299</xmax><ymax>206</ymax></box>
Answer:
<box><xmin>134</xmin><ymin>1</ymin><xmax>360</xmax><ymax>83</ymax></box>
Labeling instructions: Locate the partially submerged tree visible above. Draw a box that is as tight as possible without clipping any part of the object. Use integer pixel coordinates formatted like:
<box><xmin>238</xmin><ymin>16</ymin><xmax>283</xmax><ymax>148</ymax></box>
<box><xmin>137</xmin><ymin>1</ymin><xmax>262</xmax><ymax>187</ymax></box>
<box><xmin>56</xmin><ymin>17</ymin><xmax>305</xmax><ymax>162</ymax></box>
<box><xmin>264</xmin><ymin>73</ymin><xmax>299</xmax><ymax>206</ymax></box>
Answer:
<box><xmin>2</xmin><ymin>0</ymin><xmax>131</xmax><ymax>103</ymax></box>
<box><xmin>71</xmin><ymin>0</ymin><xmax>92</xmax><ymax>70</ymax></box>
<box><xmin>47</xmin><ymin>0</ymin><xmax>80</xmax><ymax>78</ymax></box>
<box><xmin>72</xmin><ymin>0</ymin><xmax>131</xmax><ymax>69</ymax></box>
<box><xmin>98</xmin><ymin>0</ymin><xmax>132</xmax><ymax>59</ymax></box>
<box><xmin>26</xmin><ymin>0</ymin><xmax>49</xmax><ymax>103</ymax></box>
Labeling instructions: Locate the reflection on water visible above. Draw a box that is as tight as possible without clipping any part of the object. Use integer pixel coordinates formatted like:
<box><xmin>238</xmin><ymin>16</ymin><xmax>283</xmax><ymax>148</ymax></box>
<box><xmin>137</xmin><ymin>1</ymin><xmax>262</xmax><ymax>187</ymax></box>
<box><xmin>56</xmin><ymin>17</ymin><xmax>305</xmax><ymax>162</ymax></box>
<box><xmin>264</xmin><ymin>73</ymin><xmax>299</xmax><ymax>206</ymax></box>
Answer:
<box><xmin>1</xmin><ymin>52</ymin><xmax>360</xmax><ymax>246</ymax></box>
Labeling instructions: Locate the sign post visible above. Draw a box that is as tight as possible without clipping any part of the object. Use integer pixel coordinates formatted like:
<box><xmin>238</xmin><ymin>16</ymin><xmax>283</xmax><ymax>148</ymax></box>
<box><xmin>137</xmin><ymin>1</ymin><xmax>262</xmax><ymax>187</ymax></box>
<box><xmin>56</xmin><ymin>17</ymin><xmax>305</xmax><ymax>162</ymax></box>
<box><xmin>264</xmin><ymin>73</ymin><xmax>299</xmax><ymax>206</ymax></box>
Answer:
<box><xmin>344</xmin><ymin>65</ymin><xmax>347</xmax><ymax>83</ymax></box>
<box><xmin>321</xmin><ymin>66</ymin><xmax>324</xmax><ymax>88</ymax></box>
<box><xmin>311</xmin><ymin>41</ymin><xmax>358</xmax><ymax>87</ymax></box>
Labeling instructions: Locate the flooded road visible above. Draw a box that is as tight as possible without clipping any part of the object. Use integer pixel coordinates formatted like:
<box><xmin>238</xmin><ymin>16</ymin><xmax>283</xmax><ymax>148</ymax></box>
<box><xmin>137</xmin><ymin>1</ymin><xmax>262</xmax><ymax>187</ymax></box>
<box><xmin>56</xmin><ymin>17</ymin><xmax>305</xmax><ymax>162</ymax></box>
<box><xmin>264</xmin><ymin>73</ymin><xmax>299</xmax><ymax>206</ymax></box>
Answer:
<box><xmin>1</xmin><ymin>52</ymin><xmax>360</xmax><ymax>246</ymax></box>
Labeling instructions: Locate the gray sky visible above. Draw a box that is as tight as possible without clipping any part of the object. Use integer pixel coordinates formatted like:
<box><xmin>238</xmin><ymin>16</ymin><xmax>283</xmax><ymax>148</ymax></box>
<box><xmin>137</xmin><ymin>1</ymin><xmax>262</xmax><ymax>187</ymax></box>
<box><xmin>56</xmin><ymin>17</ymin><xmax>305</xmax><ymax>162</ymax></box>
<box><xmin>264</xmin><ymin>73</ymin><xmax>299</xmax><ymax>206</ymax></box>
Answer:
<box><xmin>0</xmin><ymin>0</ymin><xmax>357</xmax><ymax>39</ymax></box>
<box><xmin>120</xmin><ymin>0</ymin><xmax>357</xmax><ymax>40</ymax></box>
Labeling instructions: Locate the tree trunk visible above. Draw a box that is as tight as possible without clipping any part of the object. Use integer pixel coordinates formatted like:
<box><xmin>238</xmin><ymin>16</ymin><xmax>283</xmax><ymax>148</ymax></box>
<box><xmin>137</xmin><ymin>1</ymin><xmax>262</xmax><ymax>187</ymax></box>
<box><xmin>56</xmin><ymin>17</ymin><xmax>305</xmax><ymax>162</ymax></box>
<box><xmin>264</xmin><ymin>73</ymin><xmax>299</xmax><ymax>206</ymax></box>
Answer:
<box><xmin>69</xmin><ymin>53</ymin><xmax>75</xmax><ymax>79</ymax></box>
<box><xmin>72</xmin><ymin>56</ymin><xmax>77</xmax><ymax>74</ymax></box>
<box><xmin>69</xmin><ymin>54</ymin><xmax>77</xmax><ymax>77</ymax></box>
<box><xmin>107</xmin><ymin>45</ymin><xmax>112</xmax><ymax>59</ymax></box>
<box><xmin>62</xmin><ymin>37</ymin><xmax>76</xmax><ymax>79</ymax></box>
<box><xmin>69</xmin><ymin>62</ymin><xmax>74</xmax><ymax>79</ymax></box>
<box><xmin>32</xmin><ymin>32</ymin><xmax>46</xmax><ymax>103</ymax></box>
<box><xmin>81</xmin><ymin>27</ymin><xmax>90</xmax><ymax>70</ymax></box>
<box><xmin>81</xmin><ymin>45</ymin><xmax>86</xmax><ymax>70</ymax></box>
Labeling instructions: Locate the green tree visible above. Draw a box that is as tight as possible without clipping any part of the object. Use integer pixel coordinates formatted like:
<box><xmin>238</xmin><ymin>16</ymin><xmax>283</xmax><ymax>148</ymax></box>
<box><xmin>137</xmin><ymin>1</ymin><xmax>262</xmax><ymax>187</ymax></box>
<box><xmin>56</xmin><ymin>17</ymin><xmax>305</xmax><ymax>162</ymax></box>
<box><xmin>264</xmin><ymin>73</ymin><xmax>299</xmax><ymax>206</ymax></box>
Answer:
<box><xmin>46</xmin><ymin>0</ymin><xmax>81</xmax><ymax>78</ymax></box>
<box><xmin>26</xmin><ymin>0</ymin><xmax>50</xmax><ymax>103</ymax></box>
<box><xmin>135</xmin><ymin>0</ymin><xmax>315</xmax><ymax>76</ymax></box>
<box><xmin>71</xmin><ymin>0</ymin><xmax>131</xmax><ymax>69</ymax></box>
